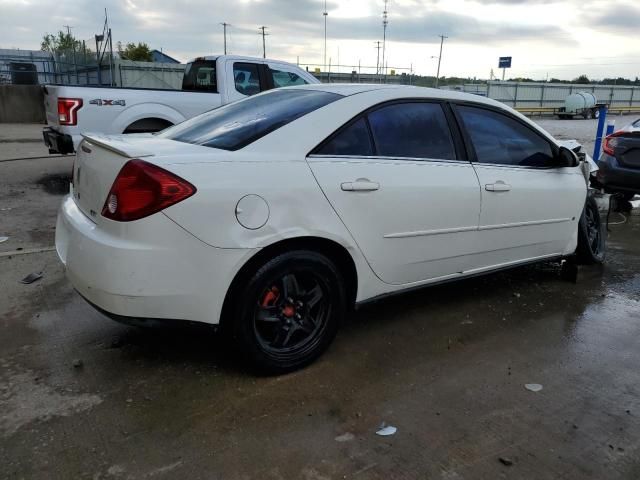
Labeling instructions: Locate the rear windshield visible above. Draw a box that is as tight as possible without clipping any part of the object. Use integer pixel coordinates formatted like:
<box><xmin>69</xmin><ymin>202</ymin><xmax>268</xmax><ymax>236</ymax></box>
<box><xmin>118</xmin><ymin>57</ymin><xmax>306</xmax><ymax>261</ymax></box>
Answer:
<box><xmin>159</xmin><ymin>89</ymin><xmax>342</xmax><ymax>151</ymax></box>
<box><xmin>182</xmin><ymin>60</ymin><xmax>217</xmax><ymax>92</ymax></box>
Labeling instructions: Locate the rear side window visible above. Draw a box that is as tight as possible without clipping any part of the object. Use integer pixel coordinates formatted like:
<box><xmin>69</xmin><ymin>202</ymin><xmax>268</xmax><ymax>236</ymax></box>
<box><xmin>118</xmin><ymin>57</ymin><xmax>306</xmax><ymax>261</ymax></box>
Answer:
<box><xmin>367</xmin><ymin>103</ymin><xmax>456</xmax><ymax>160</ymax></box>
<box><xmin>182</xmin><ymin>60</ymin><xmax>217</xmax><ymax>92</ymax></box>
<box><xmin>270</xmin><ymin>68</ymin><xmax>308</xmax><ymax>87</ymax></box>
<box><xmin>316</xmin><ymin>118</ymin><xmax>374</xmax><ymax>156</ymax></box>
<box><xmin>234</xmin><ymin>63</ymin><xmax>262</xmax><ymax>96</ymax></box>
<box><xmin>457</xmin><ymin>105</ymin><xmax>554</xmax><ymax>167</ymax></box>
<box><xmin>159</xmin><ymin>89</ymin><xmax>342</xmax><ymax>151</ymax></box>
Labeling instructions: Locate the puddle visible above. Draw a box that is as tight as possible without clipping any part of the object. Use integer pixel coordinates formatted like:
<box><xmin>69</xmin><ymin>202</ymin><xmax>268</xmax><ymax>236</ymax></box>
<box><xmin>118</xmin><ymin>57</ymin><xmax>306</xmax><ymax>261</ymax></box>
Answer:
<box><xmin>37</xmin><ymin>174</ymin><xmax>70</xmax><ymax>195</ymax></box>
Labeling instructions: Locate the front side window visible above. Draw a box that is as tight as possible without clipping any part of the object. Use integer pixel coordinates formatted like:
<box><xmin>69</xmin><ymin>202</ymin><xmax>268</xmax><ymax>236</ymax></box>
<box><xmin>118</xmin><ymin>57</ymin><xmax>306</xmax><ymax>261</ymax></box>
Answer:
<box><xmin>182</xmin><ymin>60</ymin><xmax>217</xmax><ymax>92</ymax></box>
<box><xmin>234</xmin><ymin>63</ymin><xmax>262</xmax><ymax>96</ymax></box>
<box><xmin>367</xmin><ymin>102</ymin><xmax>456</xmax><ymax>160</ymax></box>
<box><xmin>158</xmin><ymin>89</ymin><xmax>342</xmax><ymax>151</ymax></box>
<box><xmin>457</xmin><ymin>105</ymin><xmax>555</xmax><ymax>167</ymax></box>
<box><xmin>270</xmin><ymin>68</ymin><xmax>308</xmax><ymax>88</ymax></box>
<box><xmin>316</xmin><ymin>118</ymin><xmax>374</xmax><ymax>156</ymax></box>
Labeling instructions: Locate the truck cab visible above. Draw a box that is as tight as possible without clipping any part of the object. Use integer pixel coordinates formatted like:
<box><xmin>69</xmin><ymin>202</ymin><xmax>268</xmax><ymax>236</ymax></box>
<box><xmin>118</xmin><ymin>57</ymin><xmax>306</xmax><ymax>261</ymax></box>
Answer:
<box><xmin>43</xmin><ymin>55</ymin><xmax>319</xmax><ymax>154</ymax></box>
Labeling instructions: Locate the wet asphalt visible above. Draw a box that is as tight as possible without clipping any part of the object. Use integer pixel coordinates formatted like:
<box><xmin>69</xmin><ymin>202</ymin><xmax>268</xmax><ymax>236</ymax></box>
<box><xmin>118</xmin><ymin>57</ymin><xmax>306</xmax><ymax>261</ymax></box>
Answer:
<box><xmin>1</xmin><ymin>121</ymin><xmax>640</xmax><ymax>479</ymax></box>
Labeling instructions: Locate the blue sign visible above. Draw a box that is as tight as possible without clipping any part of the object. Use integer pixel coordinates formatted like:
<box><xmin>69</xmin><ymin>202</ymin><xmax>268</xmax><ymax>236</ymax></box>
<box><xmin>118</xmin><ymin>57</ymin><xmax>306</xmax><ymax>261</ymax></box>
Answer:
<box><xmin>499</xmin><ymin>56</ymin><xmax>512</xmax><ymax>68</ymax></box>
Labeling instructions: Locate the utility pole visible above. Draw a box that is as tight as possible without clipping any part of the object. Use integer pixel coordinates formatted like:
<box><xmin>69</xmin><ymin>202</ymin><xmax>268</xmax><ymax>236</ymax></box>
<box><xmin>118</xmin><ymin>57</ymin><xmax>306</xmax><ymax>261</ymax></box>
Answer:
<box><xmin>381</xmin><ymin>0</ymin><xmax>388</xmax><ymax>78</ymax></box>
<box><xmin>374</xmin><ymin>41</ymin><xmax>382</xmax><ymax>79</ymax></box>
<box><xmin>258</xmin><ymin>26</ymin><xmax>268</xmax><ymax>58</ymax></box>
<box><xmin>64</xmin><ymin>25</ymin><xmax>78</xmax><ymax>83</ymax></box>
<box><xmin>220</xmin><ymin>22</ymin><xmax>230</xmax><ymax>55</ymax></box>
<box><xmin>435</xmin><ymin>34</ymin><xmax>447</xmax><ymax>88</ymax></box>
<box><xmin>323</xmin><ymin>0</ymin><xmax>328</xmax><ymax>79</ymax></box>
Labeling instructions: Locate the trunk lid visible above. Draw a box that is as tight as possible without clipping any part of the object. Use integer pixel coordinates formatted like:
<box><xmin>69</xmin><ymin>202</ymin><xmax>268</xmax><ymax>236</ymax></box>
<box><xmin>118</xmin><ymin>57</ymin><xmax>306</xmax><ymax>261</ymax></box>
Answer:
<box><xmin>72</xmin><ymin>135</ymin><xmax>146</xmax><ymax>223</ymax></box>
<box><xmin>72</xmin><ymin>133</ymin><xmax>222</xmax><ymax>224</ymax></box>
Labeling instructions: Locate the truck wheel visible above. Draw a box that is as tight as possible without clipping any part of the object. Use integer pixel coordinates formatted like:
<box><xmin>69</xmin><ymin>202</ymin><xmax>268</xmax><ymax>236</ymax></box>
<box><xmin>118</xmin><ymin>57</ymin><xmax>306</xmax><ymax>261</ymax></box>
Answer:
<box><xmin>576</xmin><ymin>195</ymin><xmax>606</xmax><ymax>265</ymax></box>
<box><xmin>583</xmin><ymin>110</ymin><xmax>592</xmax><ymax>119</ymax></box>
<box><xmin>593</xmin><ymin>108</ymin><xmax>600</xmax><ymax>119</ymax></box>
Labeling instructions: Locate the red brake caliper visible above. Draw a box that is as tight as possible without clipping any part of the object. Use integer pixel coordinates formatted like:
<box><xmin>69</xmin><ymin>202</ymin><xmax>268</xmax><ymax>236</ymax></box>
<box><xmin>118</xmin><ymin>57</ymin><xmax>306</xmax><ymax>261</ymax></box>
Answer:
<box><xmin>261</xmin><ymin>287</ymin><xmax>280</xmax><ymax>307</ymax></box>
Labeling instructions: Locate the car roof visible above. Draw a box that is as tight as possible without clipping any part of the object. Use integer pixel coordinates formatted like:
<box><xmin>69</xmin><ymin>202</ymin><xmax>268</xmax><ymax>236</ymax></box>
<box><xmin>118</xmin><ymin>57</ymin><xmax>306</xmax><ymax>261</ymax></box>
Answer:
<box><xmin>283</xmin><ymin>83</ymin><xmax>508</xmax><ymax>108</ymax></box>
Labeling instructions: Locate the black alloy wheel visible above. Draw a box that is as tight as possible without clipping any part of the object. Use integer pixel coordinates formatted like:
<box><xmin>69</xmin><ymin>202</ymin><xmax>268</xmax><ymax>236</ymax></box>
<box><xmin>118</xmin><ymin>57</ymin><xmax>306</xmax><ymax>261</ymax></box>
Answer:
<box><xmin>234</xmin><ymin>250</ymin><xmax>345</xmax><ymax>373</ymax></box>
<box><xmin>576</xmin><ymin>195</ymin><xmax>606</xmax><ymax>264</ymax></box>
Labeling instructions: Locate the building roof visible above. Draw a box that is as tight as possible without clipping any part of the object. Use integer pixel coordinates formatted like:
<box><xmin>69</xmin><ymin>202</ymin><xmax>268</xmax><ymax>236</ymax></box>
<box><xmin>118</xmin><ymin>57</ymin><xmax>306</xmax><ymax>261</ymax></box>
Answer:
<box><xmin>150</xmin><ymin>50</ymin><xmax>180</xmax><ymax>64</ymax></box>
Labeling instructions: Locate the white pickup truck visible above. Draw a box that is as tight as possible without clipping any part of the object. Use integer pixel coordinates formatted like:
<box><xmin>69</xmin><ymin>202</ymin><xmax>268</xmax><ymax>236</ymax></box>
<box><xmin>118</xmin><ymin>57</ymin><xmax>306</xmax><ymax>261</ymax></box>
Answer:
<box><xmin>42</xmin><ymin>55</ymin><xmax>319</xmax><ymax>154</ymax></box>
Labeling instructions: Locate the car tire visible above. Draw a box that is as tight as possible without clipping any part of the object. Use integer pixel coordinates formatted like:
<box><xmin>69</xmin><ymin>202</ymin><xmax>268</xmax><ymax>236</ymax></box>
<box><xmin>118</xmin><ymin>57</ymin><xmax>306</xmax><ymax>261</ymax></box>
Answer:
<box><xmin>576</xmin><ymin>195</ymin><xmax>606</xmax><ymax>265</ymax></box>
<box><xmin>233</xmin><ymin>250</ymin><xmax>346</xmax><ymax>374</ymax></box>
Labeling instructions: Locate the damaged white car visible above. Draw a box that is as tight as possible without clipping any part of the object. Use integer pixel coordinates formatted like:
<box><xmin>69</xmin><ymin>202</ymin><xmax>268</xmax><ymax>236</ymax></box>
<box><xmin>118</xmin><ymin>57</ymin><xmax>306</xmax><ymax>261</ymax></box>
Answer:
<box><xmin>55</xmin><ymin>84</ymin><xmax>605</xmax><ymax>372</ymax></box>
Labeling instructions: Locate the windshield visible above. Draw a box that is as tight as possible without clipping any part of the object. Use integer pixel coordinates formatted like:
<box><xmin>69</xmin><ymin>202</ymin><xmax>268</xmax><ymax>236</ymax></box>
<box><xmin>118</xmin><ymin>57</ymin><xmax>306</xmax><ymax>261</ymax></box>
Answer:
<box><xmin>159</xmin><ymin>89</ymin><xmax>342</xmax><ymax>151</ymax></box>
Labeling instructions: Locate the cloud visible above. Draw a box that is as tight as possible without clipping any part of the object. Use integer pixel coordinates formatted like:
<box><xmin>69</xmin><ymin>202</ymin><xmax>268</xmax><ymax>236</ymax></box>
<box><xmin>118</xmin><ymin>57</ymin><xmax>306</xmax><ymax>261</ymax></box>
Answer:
<box><xmin>582</xmin><ymin>4</ymin><xmax>640</xmax><ymax>34</ymax></box>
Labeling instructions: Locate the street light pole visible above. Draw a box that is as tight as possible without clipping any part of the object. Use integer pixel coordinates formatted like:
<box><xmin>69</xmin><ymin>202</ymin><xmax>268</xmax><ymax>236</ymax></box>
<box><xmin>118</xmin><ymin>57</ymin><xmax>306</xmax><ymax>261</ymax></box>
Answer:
<box><xmin>259</xmin><ymin>26</ymin><xmax>268</xmax><ymax>58</ymax></box>
<box><xmin>435</xmin><ymin>34</ymin><xmax>447</xmax><ymax>88</ymax></box>
<box><xmin>220</xmin><ymin>22</ymin><xmax>230</xmax><ymax>55</ymax></box>
<box><xmin>323</xmin><ymin>0</ymin><xmax>328</xmax><ymax>79</ymax></box>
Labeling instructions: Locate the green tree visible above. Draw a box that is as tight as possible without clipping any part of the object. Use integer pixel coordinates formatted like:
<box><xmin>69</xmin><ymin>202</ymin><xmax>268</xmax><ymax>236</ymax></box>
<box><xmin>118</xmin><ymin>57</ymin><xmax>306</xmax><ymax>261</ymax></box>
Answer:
<box><xmin>41</xmin><ymin>31</ymin><xmax>83</xmax><ymax>55</ymax></box>
<box><xmin>118</xmin><ymin>42</ymin><xmax>153</xmax><ymax>62</ymax></box>
<box><xmin>573</xmin><ymin>74</ymin><xmax>590</xmax><ymax>84</ymax></box>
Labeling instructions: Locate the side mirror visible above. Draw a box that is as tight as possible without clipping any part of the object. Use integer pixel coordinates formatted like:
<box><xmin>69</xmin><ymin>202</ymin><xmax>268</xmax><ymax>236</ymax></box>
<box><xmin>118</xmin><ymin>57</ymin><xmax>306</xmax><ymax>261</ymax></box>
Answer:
<box><xmin>557</xmin><ymin>146</ymin><xmax>580</xmax><ymax>168</ymax></box>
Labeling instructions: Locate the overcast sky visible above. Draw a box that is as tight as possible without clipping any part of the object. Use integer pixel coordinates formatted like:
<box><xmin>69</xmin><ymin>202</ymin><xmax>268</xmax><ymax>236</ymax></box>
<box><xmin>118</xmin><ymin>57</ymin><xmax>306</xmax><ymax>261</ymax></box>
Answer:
<box><xmin>1</xmin><ymin>0</ymin><xmax>639</xmax><ymax>80</ymax></box>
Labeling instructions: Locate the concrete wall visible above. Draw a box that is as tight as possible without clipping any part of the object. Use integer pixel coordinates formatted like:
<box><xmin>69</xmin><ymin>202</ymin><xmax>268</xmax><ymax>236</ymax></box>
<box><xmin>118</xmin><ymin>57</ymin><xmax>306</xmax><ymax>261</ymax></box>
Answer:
<box><xmin>0</xmin><ymin>85</ymin><xmax>45</xmax><ymax>123</ymax></box>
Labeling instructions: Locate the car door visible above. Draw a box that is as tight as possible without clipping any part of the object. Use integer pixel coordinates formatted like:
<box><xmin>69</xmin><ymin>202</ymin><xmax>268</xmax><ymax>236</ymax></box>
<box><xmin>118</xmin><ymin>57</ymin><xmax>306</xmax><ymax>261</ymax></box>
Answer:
<box><xmin>453</xmin><ymin>103</ymin><xmax>586</xmax><ymax>269</ymax></box>
<box><xmin>307</xmin><ymin>101</ymin><xmax>482</xmax><ymax>286</ymax></box>
<box><xmin>266</xmin><ymin>63</ymin><xmax>311</xmax><ymax>88</ymax></box>
<box><xmin>225</xmin><ymin>62</ymin><xmax>269</xmax><ymax>102</ymax></box>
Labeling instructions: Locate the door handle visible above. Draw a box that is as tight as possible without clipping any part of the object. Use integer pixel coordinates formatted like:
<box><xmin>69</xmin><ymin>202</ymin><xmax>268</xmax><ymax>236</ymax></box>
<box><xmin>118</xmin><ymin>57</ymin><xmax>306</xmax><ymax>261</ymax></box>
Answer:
<box><xmin>341</xmin><ymin>180</ymin><xmax>380</xmax><ymax>192</ymax></box>
<box><xmin>485</xmin><ymin>181</ymin><xmax>511</xmax><ymax>192</ymax></box>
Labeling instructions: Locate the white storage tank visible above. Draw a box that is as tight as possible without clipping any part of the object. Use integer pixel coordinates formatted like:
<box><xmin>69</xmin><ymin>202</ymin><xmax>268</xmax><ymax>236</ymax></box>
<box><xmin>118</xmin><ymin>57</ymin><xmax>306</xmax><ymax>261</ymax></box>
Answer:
<box><xmin>565</xmin><ymin>92</ymin><xmax>597</xmax><ymax>114</ymax></box>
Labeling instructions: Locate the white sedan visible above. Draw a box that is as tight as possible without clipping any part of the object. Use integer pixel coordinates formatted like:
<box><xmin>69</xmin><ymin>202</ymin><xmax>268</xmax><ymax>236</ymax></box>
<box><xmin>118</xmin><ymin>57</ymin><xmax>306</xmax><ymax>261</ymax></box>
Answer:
<box><xmin>55</xmin><ymin>84</ymin><xmax>605</xmax><ymax>372</ymax></box>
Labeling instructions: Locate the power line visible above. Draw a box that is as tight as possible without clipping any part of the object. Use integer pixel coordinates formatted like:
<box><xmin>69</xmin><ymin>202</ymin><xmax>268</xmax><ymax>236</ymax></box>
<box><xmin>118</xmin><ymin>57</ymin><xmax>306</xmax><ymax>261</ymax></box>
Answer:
<box><xmin>258</xmin><ymin>26</ymin><xmax>269</xmax><ymax>58</ymax></box>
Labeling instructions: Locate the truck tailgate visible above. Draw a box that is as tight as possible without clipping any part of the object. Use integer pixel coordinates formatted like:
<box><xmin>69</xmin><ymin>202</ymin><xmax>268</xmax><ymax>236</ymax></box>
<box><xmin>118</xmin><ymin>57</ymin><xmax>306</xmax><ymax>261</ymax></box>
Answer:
<box><xmin>43</xmin><ymin>85</ymin><xmax>60</xmax><ymax>126</ymax></box>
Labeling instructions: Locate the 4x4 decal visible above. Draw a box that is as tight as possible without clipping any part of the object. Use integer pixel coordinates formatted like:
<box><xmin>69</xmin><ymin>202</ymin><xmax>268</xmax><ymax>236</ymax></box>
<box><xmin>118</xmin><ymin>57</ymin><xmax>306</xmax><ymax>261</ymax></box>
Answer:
<box><xmin>89</xmin><ymin>99</ymin><xmax>126</xmax><ymax>106</ymax></box>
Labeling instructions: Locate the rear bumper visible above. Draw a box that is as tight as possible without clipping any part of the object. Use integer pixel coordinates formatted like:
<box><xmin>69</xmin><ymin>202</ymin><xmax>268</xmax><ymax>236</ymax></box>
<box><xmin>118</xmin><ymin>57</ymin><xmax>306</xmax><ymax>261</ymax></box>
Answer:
<box><xmin>43</xmin><ymin>127</ymin><xmax>76</xmax><ymax>154</ymax></box>
<box><xmin>55</xmin><ymin>194</ymin><xmax>257</xmax><ymax>325</ymax></box>
<box><xmin>596</xmin><ymin>154</ymin><xmax>640</xmax><ymax>194</ymax></box>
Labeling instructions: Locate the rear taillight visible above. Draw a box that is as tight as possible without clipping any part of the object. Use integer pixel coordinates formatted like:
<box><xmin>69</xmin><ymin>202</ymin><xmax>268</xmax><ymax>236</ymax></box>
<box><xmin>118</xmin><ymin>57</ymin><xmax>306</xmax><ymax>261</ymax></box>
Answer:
<box><xmin>58</xmin><ymin>98</ymin><xmax>82</xmax><ymax>125</ymax></box>
<box><xmin>102</xmin><ymin>159</ymin><xmax>196</xmax><ymax>222</ymax></box>
<box><xmin>603</xmin><ymin>131</ymin><xmax>624</xmax><ymax>157</ymax></box>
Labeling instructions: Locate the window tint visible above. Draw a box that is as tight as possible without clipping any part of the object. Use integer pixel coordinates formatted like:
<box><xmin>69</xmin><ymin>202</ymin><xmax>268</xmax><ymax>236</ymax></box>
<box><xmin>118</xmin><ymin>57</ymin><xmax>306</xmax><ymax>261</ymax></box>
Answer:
<box><xmin>367</xmin><ymin>102</ymin><xmax>456</xmax><ymax>160</ymax></box>
<box><xmin>182</xmin><ymin>60</ymin><xmax>217</xmax><ymax>92</ymax></box>
<box><xmin>270</xmin><ymin>68</ymin><xmax>308</xmax><ymax>87</ymax></box>
<box><xmin>158</xmin><ymin>89</ymin><xmax>342</xmax><ymax>151</ymax></box>
<box><xmin>234</xmin><ymin>63</ymin><xmax>262</xmax><ymax>96</ymax></box>
<box><xmin>457</xmin><ymin>105</ymin><xmax>554</xmax><ymax>167</ymax></box>
<box><xmin>316</xmin><ymin>118</ymin><xmax>374</xmax><ymax>156</ymax></box>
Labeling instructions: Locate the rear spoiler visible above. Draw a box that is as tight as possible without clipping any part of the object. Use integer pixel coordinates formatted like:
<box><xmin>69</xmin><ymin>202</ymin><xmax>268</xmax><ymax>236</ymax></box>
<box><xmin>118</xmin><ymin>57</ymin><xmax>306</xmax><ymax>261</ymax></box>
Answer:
<box><xmin>81</xmin><ymin>133</ymin><xmax>155</xmax><ymax>158</ymax></box>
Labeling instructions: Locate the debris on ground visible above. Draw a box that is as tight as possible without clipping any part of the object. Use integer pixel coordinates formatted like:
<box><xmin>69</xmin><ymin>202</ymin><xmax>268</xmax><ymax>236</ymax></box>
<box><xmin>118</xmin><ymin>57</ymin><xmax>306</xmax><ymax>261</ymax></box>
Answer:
<box><xmin>498</xmin><ymin>457</ymin><xmax>514</xmax><ymax>466</ymax></box>
<box><xmin>0</xmin><ymin>236</ymin><xmax>8</xmax><ymax>243</ymax></box>
<box><xmin>72</xmin><ymin>359</ymin><xmax>83</xmax><ymax>368</ymax></box>
<box><xmin>19</xmin><ymin>272</ymin><xmax>43</xmax><ymax>284</ymax></box>
<box><xmin>376</xmin><ymin>425</ymin><xmax>397</xmax><ymax>436</ymax></box>
<box><xmin>335</xmin><ymin>432</ymin><xmax>355</xmax><ymax>442</ymax></box>
<box><xmin>524</xmin><ymin>383</ymin><xmax>543</xmax><ymax>392</ymax></box>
